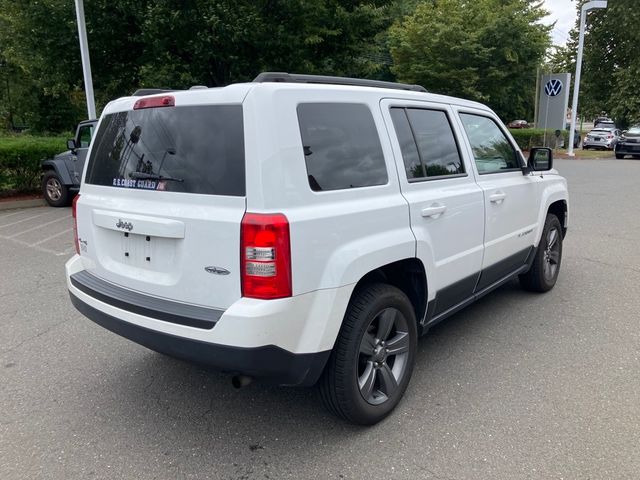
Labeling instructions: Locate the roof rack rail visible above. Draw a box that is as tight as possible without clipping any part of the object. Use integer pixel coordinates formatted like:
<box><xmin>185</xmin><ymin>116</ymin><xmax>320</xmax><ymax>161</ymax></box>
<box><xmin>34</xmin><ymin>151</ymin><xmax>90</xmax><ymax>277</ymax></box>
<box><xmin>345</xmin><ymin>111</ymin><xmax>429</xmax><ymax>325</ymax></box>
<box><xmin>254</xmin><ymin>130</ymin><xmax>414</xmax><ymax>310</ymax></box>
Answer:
<box><xmin>252</xmin><ymin>72</ymin><xmax>427</xmax><ymax>93</ymax></box>
<box><xmin>131</xmin><ymin>88</ymin><xmax>175</xmax><ymax>97</ymax></box>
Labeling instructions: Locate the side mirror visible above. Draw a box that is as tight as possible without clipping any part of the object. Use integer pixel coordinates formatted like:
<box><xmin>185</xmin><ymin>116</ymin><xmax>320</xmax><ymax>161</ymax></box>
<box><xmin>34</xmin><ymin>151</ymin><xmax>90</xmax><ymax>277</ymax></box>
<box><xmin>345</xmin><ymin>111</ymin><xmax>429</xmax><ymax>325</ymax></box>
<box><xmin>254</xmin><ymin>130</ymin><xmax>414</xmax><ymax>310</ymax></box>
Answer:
<box><xmin>528</xmin><ymin>147</ymin><xmax>553</xmax><ymax>172</ymax></box>
<box><xmin>67</xmin><ymin>139</ymin><xmax>77</xmax><ymax>151</ymax></box>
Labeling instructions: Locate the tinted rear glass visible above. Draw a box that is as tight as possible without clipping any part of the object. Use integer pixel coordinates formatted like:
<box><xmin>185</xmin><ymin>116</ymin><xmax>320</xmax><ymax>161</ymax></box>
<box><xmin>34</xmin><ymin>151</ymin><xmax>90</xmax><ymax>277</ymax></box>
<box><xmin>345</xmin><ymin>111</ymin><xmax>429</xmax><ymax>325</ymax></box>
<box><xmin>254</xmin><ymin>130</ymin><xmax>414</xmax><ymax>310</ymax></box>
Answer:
<box><xmin>297</xmin><ymin>103</ymin><xmax>388</xmax><ymax>191</ymax></box>
<box><xmin>85</xmin><ymin>105</ymin><xmax>245</xmax><ymax>196</ymax></box>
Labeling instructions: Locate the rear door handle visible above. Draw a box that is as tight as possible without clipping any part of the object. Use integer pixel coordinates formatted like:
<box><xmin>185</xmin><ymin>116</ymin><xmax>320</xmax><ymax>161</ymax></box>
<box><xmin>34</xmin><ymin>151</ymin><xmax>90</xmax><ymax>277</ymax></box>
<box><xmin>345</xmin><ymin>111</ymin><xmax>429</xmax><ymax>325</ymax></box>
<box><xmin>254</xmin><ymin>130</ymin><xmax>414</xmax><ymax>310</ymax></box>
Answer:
<box><xmin>421</xmin><ymin>204</ymin><xmax>447</xmax><ymax>218</ymax></box>
<box><xmin>489</xmin><ymin>192</ymin><xmax>506</xmax><ymax>203</ymax></box>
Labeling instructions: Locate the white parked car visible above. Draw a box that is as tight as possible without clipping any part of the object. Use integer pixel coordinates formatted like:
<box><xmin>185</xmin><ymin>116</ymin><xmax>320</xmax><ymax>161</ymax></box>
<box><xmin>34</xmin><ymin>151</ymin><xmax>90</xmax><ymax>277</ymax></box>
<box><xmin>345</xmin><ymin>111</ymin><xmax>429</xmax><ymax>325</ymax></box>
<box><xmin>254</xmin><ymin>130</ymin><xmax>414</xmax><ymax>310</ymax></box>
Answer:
<box><xmin>67</xmin><ymin>73</ymin><xmax>569</xmax><ymax>424</ymax></box>
<box><xmin>583</xmin><ymin>127</ymin><xmax>621</xmax><ymax>150</ymax></box>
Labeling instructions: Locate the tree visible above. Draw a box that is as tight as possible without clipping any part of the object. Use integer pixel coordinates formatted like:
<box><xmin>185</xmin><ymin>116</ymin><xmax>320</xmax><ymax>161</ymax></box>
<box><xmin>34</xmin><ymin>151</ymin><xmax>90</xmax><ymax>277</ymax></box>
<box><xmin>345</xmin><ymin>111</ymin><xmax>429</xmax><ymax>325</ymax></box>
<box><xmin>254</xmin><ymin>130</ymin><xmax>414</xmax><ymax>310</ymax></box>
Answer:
<box><xmin>139</xmin><ymin>0</ymin><xmax>393</xmax><ymax>88</ymax></box>
<box><xmin>0</xmin><ymin>0</ymin><xmax>394</xmax><ymax>132</ymax></box>
<box><xmin>565</xmin><ymin>0</ymin><xmax>640</xmax><ymax>126</ymax></box>
<box><xmin>388</xmin><ymin>0</ymin><xmax>551</xmax><ymax>121</ymax></box>
<box><xmin>0</xmin><ymin>0</ymin><xmax>148</xmax><ymax>132</ymax></box>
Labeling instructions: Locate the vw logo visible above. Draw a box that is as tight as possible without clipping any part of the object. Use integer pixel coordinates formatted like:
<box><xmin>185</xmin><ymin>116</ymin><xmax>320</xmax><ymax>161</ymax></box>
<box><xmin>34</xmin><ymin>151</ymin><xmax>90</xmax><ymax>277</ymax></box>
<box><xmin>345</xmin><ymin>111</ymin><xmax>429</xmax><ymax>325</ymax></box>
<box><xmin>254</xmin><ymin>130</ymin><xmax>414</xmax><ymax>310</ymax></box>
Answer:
<box><xmin>545</xmin><ymin>79</ymin><xmax>563</xmax><ymax>97</ymax></box>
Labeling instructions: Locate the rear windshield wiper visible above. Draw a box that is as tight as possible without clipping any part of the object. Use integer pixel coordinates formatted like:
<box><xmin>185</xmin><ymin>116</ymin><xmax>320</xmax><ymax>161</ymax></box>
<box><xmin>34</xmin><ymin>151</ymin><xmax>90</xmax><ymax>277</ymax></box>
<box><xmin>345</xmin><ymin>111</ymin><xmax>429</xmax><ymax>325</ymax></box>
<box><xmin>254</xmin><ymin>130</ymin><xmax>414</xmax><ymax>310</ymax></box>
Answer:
<box><xmin>129</xmin><ymin>172</ymin><xmax>184</xmax><ymax>182</ymax></box>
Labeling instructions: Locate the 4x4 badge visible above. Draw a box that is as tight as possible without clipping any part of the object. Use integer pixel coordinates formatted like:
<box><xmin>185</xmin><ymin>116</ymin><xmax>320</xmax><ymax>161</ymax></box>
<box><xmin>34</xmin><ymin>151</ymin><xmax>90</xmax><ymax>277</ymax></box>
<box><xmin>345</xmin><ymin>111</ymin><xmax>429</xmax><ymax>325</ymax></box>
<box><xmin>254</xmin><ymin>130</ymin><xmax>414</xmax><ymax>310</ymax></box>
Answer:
<box><xmin>116</xmin><ymin>219</ymin><xmax>133</xmax><ymax>231</ymax></box>
<box><xmin>204</xmin><ymin>266</ymin><xmax>230</xmax><ymax>275</ymax></box>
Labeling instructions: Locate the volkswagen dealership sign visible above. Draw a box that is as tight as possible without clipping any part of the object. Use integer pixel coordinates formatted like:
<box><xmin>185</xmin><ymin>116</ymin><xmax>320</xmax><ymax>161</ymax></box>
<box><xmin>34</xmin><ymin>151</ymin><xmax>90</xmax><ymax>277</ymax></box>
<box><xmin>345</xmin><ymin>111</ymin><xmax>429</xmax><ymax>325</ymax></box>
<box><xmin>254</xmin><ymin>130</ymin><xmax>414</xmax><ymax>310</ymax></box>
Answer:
<box><xmin>538</xmin><ymin>73</ymin><xmax>571</xmax><ymax>131</ymax></box>
<box><xmin>544</xmin><ymin>79</ymin><xmax>563</xmax><ymax>97</ymax></box>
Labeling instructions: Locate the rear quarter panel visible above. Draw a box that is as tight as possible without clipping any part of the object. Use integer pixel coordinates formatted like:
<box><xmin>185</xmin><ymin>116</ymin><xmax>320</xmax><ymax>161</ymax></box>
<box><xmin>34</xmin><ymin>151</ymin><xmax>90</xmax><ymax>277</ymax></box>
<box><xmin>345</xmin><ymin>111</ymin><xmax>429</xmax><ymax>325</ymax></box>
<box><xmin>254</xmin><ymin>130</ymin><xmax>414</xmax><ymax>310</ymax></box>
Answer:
<box><xmin>242</xmin><ymin>85</ymin><xmax>416</xmax><ymax>296</ymax></box>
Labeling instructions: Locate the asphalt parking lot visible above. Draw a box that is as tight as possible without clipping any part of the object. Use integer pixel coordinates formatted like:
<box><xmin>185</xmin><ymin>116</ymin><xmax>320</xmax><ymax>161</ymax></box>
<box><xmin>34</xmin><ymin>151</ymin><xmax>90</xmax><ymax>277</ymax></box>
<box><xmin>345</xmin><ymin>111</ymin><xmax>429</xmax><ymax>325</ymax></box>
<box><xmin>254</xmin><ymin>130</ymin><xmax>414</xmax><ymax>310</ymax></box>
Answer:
<box><xmin>1</xmin><ymin>158</ymin><xmax>639</xmax><ymax>480</ymax></box>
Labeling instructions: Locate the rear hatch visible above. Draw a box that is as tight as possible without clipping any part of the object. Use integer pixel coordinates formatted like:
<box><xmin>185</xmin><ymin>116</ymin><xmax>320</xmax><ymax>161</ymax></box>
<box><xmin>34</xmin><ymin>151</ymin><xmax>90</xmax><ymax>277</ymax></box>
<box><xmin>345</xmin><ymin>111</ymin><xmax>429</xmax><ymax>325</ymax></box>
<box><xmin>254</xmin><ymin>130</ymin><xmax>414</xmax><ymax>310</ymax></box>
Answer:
<box><xmin>76</xmin><ymin>91</ymin><xmax>248</xmax><ymax>310</ymax></box>
<box><xmin>587</xmin><ymin>129</ymin><xmax>610</xmax><ymax>142</ymax></box>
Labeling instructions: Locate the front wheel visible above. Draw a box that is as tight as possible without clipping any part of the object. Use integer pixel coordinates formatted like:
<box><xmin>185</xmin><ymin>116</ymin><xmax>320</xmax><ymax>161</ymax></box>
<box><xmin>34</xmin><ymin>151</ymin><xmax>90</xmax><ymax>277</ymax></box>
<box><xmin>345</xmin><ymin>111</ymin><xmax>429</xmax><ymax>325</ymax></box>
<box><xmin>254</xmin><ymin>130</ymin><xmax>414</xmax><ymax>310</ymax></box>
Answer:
<box><xmin>42</xmin><ymin>171</ymin><xmax>70</xmax><ymax>207</ymax></box>
<box><xmin>319</xmin><ymin>283</ymin><xmax>417</xmax><ymax>425</ymax></box>
<box><xmin>519</xmin><ymin>214</ymin><xmax>563</xmax><ymax>292</ymax></box>
<box><xmin>615</xmin><ymin>153</ymin><xmax>624</xmax><ymax>159</ymax></box>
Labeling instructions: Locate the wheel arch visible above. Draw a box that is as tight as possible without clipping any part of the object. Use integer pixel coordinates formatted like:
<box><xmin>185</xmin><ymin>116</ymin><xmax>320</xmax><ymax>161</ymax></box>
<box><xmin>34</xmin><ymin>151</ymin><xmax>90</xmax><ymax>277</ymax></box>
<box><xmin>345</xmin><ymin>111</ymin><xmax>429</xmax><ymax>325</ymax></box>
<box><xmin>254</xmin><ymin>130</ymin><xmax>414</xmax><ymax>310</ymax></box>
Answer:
<box><xmin>547</xmin><ymin>199</ymin><xmax>568</xmax><ymax>238</ymax></box>
<box><xmin>41</xmin><ymin>159</ymin><xmax>74</xmax><ymax>185</ymax></box>
<box><xmin>351</xmin><ymin>258</ymin><xmax>428</xmax><ymax>334</ymax></box>
<box><xmin>535</xmin><ymin>180</ymin><xmax>568</xmax><ymax>247</ymax></box>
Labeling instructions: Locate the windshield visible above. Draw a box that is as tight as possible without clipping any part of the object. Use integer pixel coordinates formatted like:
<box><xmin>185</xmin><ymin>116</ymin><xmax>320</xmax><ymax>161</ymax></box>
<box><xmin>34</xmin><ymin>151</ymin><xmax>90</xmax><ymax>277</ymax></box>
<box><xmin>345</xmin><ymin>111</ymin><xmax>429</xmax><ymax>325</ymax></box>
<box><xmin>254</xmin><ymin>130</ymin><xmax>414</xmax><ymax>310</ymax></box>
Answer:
<box><xmin>85</xmin><ymin>104</ymin><xmax>245</xmax><ymax>196</ymax></box>
<box><xmin>627</xmin><ymin>125</ymin><xmax>640</xmax><ymax>134</ymax></box>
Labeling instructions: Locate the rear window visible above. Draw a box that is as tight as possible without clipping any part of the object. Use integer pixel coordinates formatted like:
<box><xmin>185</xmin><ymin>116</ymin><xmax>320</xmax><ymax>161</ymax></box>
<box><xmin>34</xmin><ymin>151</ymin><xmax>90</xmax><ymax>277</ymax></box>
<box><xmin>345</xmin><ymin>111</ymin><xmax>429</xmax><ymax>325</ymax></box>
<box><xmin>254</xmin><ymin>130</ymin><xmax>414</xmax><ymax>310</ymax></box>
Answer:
<box><xmin>85</xmin><ymin>105</ymin><xmax>245</xmax><ymax>196</ymax></box>
<box><xmin>297</xmin><ymin>103</ymin><xmax>388</xmax><ymax>191</ymax></box>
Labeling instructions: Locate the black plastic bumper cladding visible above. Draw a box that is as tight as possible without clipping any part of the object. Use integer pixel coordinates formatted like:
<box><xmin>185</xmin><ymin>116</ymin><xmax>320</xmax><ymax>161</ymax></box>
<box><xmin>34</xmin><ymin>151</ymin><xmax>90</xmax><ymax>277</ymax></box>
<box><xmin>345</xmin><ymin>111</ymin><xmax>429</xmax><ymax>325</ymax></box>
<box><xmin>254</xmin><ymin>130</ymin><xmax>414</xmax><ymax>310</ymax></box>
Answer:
<box><xmin>69</xmin><ymin>293</ymin><xmax>330</xmax><ymax>386</ymax></box>
<box><xmin>70</xmin><ymin>270</ymin><xmax>222</xmax><ymax>329</ymax></box>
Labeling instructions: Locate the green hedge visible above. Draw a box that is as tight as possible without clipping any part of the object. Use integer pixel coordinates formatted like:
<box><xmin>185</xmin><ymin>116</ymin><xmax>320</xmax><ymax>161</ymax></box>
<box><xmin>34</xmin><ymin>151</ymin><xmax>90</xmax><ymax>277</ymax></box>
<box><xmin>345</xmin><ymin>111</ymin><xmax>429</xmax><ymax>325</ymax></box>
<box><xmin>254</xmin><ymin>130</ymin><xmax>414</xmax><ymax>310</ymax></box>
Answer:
<box><xmin>0</xmin><ymin>136</ymin><xmax>66</xmax><ymax>193</ymax></box>
<box><xmin>508</xmin><ymin>128</ymin><xmax>570</xmax><ymax>150</ymax></box>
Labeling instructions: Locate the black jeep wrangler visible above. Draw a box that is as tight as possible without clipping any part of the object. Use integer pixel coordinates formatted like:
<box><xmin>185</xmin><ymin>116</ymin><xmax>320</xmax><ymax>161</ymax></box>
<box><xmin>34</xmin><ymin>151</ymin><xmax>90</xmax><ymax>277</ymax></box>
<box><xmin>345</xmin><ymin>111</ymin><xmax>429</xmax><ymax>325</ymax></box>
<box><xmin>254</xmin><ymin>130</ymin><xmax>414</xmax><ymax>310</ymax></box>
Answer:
<box><xmin>41</xmin><ymin>119</ymin><xmax>97</xmax><ymax>207</ymax></box>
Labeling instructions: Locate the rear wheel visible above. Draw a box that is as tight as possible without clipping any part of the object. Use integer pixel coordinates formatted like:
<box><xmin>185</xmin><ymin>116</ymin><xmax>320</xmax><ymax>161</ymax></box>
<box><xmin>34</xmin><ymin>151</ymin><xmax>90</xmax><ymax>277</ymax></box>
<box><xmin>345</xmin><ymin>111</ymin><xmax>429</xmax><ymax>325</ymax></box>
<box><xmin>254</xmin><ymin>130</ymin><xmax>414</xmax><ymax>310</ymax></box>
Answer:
<box><xmin>616</xmin><ymin>153</ymin><xmax>624</xmax><ymax>159</ymax></box>
<box><xmin>519</xmin><ymin>214</ymin><xmax>563</xmax><ymax>292</ymax></box>
<box><xmin>42</xmin><ymin>171</ymin><xmax>70</xmax><ymax>207</ymax></box>
<box><xmin>319</xmin><ymin>283</ymin><xmax>417</xmax><ymax>425</ymax></box>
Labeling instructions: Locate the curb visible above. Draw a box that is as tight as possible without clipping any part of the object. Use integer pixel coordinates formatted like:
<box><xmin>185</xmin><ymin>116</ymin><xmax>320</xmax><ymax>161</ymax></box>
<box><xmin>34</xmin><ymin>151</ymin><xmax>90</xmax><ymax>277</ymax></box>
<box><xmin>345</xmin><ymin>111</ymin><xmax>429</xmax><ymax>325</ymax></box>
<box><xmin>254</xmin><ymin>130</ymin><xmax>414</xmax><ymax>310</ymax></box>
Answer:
<box><xmin>0</xmin><ymin>198</ymin><xmax>47</xmax><ymax>211</ymax></box>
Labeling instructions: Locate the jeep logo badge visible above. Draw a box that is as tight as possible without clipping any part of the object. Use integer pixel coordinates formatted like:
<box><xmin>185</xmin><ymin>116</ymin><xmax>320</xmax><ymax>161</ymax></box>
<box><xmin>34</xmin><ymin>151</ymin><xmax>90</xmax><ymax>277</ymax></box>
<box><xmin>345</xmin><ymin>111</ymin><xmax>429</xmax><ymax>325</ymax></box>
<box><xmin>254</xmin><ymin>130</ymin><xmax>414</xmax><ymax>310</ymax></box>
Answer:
<box><xmin>116</xmin><ymin>219</ymin><xmax>133</xmax><ymax>231</ymax></box>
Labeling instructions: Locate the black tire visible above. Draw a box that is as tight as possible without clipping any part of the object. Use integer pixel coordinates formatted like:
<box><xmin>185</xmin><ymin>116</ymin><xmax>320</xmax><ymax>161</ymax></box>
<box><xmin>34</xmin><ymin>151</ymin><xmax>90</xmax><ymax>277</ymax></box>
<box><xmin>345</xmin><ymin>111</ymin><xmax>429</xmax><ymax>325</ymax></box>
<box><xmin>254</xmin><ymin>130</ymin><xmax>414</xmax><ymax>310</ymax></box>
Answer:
<box><xmin>615</xmin><ymin>153</ymin><xmax>624</xmax><ymax>159</ymax></box>
<box><xmin>319</xmin><ymin>283</ymin><xmax>417</xmax><ymax>425</ymax></box>
<box><xmin>42</xmin><ymin>171</ymin><xmax>70</xmax><ymax>207</ymax></box>
<box><xmin>519</xmin><ymin>214</ymin><xmax>563</xmax><ymax>292</ymax></box>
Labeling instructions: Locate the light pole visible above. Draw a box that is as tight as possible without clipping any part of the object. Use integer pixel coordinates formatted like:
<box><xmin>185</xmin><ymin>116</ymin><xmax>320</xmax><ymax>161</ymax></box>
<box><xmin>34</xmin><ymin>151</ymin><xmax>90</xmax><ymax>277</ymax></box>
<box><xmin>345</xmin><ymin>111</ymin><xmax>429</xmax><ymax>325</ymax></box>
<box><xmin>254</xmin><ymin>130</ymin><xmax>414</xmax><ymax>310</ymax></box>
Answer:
<box><xmin>74</xmin><ymin>0</ymin><xmax>96</xmax><ymax>119</ymax></box>
<box><xmin>567</xmin><ymin>0</ymin><xmax>607</xmax><ymax>157</ymax></box>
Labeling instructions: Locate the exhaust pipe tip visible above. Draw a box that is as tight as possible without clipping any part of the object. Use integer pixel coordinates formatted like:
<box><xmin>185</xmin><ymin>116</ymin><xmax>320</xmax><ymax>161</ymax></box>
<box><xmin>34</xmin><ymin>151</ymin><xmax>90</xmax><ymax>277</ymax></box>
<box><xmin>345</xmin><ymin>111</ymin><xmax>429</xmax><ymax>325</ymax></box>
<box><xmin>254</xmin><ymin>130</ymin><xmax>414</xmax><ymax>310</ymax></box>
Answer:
<box><xmin>232</xmin><ymin>375</ymin><xmax>253</xmax><ymax>389</ymax></box>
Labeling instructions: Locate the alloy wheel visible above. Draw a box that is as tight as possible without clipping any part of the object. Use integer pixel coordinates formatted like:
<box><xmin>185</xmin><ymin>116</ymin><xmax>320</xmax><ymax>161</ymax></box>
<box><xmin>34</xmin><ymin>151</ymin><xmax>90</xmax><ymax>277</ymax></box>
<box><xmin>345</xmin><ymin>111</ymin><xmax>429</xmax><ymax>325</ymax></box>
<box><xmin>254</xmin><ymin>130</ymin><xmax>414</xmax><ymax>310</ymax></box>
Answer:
<box><xmin>46</xmin><ymin>177</ymin><xmax>62</xmax><ymax>201</ymax></box>
<box><xmin>357</xmin><ymin>307</ymin><xmax>410</xmax><ymax>405</ymax></box>
<box><xmin>543</xmin><ymin>227</ymin><xmax>560</xmax><ymax>281</ymax></box>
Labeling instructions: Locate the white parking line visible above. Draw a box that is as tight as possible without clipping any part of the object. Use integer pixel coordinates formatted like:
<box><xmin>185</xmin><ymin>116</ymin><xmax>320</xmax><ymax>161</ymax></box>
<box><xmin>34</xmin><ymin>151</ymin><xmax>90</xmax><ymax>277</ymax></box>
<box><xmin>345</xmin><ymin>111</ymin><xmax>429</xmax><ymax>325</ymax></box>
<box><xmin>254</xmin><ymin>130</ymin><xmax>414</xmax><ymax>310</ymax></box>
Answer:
<box><xmin>0</xmin><ymin>211</ymin><xmax>55</xmax><ymax>229</ymax></box>
<box><xmin>0</xmin><ymin>234</ymin><xmax>69</xmax><ymax>256</ymax></box>
<box><xmin>5</xmin><ymin>215</ymin><xmax>70</xmax><ymax>238</ymax></box>
<box><xmin>30</xmin><ymin>227</ymin><xmax>73</xmax><ymax>246</ymax></box>
<box><xmin>0</xmin><ymin>208</ymin><xmax>41</xmax><ymax>219</ymax></box>
<box><xmin>59</xmin><ymin>245</ymin><xmax>77</xmax><ymax>256</ymax></box>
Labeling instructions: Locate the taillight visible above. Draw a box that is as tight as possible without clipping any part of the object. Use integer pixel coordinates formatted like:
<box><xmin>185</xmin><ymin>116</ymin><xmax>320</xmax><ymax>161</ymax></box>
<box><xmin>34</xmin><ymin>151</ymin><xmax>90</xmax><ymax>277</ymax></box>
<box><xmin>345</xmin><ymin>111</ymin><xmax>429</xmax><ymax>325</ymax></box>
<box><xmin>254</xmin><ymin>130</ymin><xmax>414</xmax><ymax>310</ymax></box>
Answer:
<box><xmin>241</xmin><ymin>213</ymin><xmax>292</xmax><ymax>299</ymax></box>
<box><xmin>133</xmin><ymin>95</ymin><xmax>175</xmax><ymax>110</ymax></box>
<box><xmin>607</xmin><ymin>134</ymin><xmax>614</xmax><ymax>139</ymax></box>
<box><xmin>72</xmin><ymin>194</ymin><xmax>80</xmax><ymax>254</ymax></box>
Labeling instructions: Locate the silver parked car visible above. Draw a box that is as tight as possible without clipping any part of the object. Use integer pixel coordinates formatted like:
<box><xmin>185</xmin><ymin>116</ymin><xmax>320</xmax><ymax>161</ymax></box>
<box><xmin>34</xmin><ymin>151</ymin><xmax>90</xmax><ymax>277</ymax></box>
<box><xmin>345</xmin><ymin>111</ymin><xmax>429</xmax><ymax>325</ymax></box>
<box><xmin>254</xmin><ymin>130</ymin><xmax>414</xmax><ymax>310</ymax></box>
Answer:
<box><xmin>583</xmin><ymin>127</ymin><xmax>621</xmax><ymax>150</ymax></box>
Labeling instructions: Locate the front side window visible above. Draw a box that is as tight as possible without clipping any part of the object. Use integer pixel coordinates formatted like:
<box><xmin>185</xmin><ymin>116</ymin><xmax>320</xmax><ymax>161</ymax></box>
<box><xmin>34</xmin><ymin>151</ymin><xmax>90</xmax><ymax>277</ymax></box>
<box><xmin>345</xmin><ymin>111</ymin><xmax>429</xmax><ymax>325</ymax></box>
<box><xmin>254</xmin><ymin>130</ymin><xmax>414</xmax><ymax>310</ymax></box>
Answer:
<box><xmin>390</xmin><ymin>107</ymin><xmax>464</xmax><ymax>180</ymax></box>
<box><xmin>297</xmin><ymin>103</ymin><xmax>387</xmax><ymax>191</ymax></box>
<box><xmin>78</xmin><ymin>125</ymin><xmax>94</xmax><ymax>148</ymax></box>
<box><xmin>459</xmin><ymin>113</ymin><xmax>519</xmax><ymax>174</ymax></box>
<box><xmin>85</xmin><ymin>105</ymin><xmax>245</xmax><ymax>196</ymax></box>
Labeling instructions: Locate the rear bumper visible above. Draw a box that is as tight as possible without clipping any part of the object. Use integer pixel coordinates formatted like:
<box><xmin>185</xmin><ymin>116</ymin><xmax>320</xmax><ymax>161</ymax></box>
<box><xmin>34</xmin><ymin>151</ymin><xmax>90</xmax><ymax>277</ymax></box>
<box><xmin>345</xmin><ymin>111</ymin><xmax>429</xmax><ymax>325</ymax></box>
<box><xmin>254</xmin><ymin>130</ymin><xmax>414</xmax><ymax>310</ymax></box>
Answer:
<box><xmin>615</xmin><ymin>143</ymin><xmax>640</xmax><ymax>156</ymax></box>
<box><xmin>66</xmin><ymin>255</ymin><xmax>354</xmax><ymax>386</ymax></box>
<box><xmin>69</xmin><ymin>293</ymin><xmax>329</xmax><ymax>386</ymax></box>
<box><xmin>583</xmin><ymin>140</ymin><xmax>614</xmax><ymax>149</ymax></box>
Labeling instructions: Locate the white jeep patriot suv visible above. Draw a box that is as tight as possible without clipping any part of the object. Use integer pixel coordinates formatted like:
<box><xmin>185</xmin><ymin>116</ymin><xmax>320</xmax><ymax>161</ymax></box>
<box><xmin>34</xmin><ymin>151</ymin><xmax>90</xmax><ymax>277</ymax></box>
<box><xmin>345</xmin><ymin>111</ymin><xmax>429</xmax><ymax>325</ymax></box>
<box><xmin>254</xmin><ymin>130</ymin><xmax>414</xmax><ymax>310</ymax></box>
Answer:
<box><xmin>67</xmin><ymin>73</ymin><xmax>568</xmax><ymax>425</ymax></box>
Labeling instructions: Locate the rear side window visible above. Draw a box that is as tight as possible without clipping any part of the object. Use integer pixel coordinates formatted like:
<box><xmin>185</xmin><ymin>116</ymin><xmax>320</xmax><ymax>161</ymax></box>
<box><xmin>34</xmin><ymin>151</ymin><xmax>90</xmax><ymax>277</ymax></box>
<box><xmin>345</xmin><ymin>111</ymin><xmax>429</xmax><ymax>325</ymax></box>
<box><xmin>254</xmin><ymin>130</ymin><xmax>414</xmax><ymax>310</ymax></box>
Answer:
<box><xmin>390</xmin><ymin>107</ymin><xmax>464</xmax><ymax>180</ymax></box>
<box><xmin>85</xmin><ymin>105</ymin><xmax>245</xmax><ymax>196</ymax></box>
<box><xmin>297</xmin><ymin>103</ymin><xmax>387</xmax><ymax>191</ymax></box>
